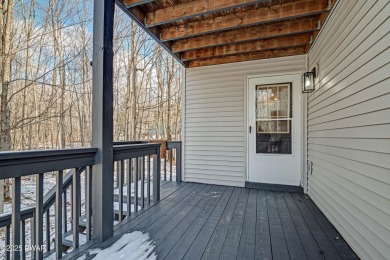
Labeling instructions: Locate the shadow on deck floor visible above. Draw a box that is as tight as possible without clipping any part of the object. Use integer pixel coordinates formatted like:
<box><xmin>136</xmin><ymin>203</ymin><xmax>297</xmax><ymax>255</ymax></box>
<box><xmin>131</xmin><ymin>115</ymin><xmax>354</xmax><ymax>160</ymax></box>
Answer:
<box><xmin>68</xmin><ymin>181</ymin><xmax>358</xmax><ymax>260</ymax></box>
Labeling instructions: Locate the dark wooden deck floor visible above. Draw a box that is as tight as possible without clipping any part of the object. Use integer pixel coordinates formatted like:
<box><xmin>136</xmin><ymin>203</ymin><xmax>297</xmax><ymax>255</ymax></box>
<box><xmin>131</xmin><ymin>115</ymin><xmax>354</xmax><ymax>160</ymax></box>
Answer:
<box><xmin>69</xmin><ymin>181</ymin><xmax>358</xmax><ymax>260</ymax></box>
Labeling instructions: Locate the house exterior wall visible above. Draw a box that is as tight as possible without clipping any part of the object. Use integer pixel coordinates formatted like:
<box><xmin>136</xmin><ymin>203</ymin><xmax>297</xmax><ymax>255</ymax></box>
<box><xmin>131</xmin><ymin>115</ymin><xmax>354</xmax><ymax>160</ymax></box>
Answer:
<box><xmin>183</xmin><ymin>55</ymin><xmax>305</xmax><ymax>187</ymax></box>
<box><xmin>307</xmin><ymin>0</ymin><xmax>390</xmax><ymax>259</ymax></box>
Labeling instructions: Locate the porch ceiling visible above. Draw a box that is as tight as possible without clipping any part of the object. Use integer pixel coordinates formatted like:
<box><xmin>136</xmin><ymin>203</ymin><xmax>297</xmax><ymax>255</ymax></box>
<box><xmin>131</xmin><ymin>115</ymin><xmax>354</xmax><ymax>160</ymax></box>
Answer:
<box><xmin>116</xmin><ymin>0</ymin><xmax>336</xmax><ymax>68</ymax></box>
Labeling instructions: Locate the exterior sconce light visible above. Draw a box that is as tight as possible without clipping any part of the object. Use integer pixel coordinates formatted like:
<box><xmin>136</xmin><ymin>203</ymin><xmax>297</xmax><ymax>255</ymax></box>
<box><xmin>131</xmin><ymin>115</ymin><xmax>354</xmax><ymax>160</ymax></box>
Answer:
<box><xmin>302</xmin><ymin>67</ymin><xmax>316</xmax><ymax>93</ymax></box>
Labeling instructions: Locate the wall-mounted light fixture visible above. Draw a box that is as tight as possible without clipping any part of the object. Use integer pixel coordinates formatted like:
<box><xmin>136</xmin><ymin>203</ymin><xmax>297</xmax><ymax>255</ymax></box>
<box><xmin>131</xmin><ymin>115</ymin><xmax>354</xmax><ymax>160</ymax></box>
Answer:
<box><xmin>302</xmin><ymin>67</ymin><xmax>316</xmax><ymax>93</ymax></box>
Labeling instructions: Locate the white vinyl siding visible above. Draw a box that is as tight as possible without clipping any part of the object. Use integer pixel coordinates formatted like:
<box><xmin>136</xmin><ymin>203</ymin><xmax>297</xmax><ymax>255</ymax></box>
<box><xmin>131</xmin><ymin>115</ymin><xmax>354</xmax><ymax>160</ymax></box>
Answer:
<box><xmin>307</xmin><ymin>0</ymin><xmax>390</xmax><ymax>259</ymax></box>
<box><xmin>184</xmin><ymin>55</ymin><xmax>305</xmax><ymax>187</ymax></box>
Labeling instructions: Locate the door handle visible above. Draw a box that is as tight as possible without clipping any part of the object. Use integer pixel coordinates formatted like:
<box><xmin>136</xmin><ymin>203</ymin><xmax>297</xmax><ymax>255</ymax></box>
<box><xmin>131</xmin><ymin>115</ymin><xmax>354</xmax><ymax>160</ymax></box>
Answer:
<box><xmin>249</xmin><ymin>126</ymin><xmax>252</xmax><ymax>134</ymax></box>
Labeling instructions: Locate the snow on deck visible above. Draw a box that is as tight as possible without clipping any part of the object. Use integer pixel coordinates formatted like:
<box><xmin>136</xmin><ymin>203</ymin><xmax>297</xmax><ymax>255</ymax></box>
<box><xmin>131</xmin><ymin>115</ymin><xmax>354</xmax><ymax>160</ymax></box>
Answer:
<box><xmin>78</xmin><ymin>231</ymin><xmax>156</xmax><ymax>260</ymax></box>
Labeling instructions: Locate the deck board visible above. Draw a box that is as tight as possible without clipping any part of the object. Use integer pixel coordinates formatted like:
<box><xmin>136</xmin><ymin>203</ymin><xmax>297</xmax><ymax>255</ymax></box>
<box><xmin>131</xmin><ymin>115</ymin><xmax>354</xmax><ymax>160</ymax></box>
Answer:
<box><xmin>183</xmin><ymin>186</ymin><xmax>234</xmax><ymax>260</ymax></box>
<box><xmin>219</xmin><ymin>188</ymin><xmax>249</xmax><ymax>260</ymax></box>
<box><xmin>69</xmin><ymin>182</ymin><xmax>358</xmax><ymax>260</ymax></box>
<box><xmin>291</xmin><ymin>193</ymin><xmax>343</xmax><ymax>260</ymax></box>
<box><xmin>165</xmin><ymin>186</ymin><xmax>230</xmax><ymax>259</ymax></box>
<box><xmin>146</xmin><ymin>184</ymin><xmax>206</xmax><ymax>237</ymax></box>
<box><xmin>255</xmin><ymin>189</ymin><xmax>272</xmax><ymax>260</ymax></box>
<box><xmin>237</xmin><ymin>189</ymin><xmax>257</xmax><ymax>259</ymax></box>
<box><xmin>283</xmin><ymin>192</ymin><xmax>324</xmax><ymax>260</ymax></box>
<box><xmin>267</xmin><ymin>190</ymin><xmax>290</xmax><ymax>260</ymax></box>
<box><xmin>274</xmin><ymin>191</ymin><xmax>307</xmax><ymax>260</ymax></box>
<box><xmin>154</xmin><ymin>185</ymin><xmax>218</xmax><ymax>259</ymax></box>
<box><xmin>133</xmin><ymin>184</ymin><xmax>203</xmax><ymax>232</ymax></box>
<box><xmin>299</xmin><ymin>193</ymin><xmax>359</xmax><ymax>260</ymax></box>
<box><xmin>201</xmin><ymin>187</ymin><xmax>242</xmax><ymax>260</ymax></box>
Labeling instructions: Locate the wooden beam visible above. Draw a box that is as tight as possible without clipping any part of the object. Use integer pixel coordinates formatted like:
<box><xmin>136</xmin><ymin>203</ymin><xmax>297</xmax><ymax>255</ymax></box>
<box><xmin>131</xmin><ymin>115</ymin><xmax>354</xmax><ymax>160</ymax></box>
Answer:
<box><xmin>161</xmin><ymin>0</ymin><xmax>328</xmax><ymax>41</ymax></box>
<box><xmin>188</xmin><ymin>46</ymin><xmax>306</xmax><ymax>67</ymax></box>
<box><xmin>146</xmin><ymin>0</ymin><xmax>269</xmax><ymax>27</ymax></box>
<box><xmin>181</xmin><ymin>33</ymin><xmax>311</xmax><ymax>61</ymax></box>
<box><xmin>123</xmin><ymin>0</ymin><xmax>155</xmax><ymax>8</ymax></box>
<box><xmin>172</xmin><ymin>16</ymin><xmax>319</xmax><ymax>53</ymax></box>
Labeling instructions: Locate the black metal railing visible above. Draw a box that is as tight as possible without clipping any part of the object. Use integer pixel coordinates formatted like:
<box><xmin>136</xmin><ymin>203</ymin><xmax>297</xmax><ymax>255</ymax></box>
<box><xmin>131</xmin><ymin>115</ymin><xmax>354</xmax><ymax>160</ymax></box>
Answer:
<box><xmin>0</xmin><ymin>141</ymin><xmax>181</xmax><ymax>259</ymax></box>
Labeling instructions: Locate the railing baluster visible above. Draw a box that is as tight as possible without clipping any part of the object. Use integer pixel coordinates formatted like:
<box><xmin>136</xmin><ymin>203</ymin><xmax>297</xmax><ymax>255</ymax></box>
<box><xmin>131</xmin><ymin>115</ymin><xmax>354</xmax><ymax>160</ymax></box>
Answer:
<box><xmin>63</xmin><ymin>190</ymin><xmax>67</xmax><ymax>233</ymax></box>
<box><xmin>147</xmin><ymin>155</ymin><xmax>151</xmax><ymax>205</ymax></box>
<box><xmin>141</xmin><ymin>157</ymin><xmax>145</xmax><ymax>209</ymax></box>
<box><xmin>35</xmin><ymin>173</ymin><xmax>44</xmax><ymax>260</ymax></box>
<box><xmin>70</xmin><ymin>183</ymin><xmax>73</xmax><ymax>223</ymax></box>
<box><xmin>86</xmin><ymin>166</ymin><xmax>92</xmax><ymax>241</ymax></box>
<box><xmin>5</xmin><ymin>225</ymin><xmax>11</xmax><ymax>260</ymax></box>
<box><xmin>45</xmin><ymin>211</ymin><xmax>50</xmax><ymax>252</ymax></box>
<box><xmin>12</xmin><ymin>176</ymin><xmax>21</xmax><ymax>260</ymax></box>
<box><xmin>31</xmin><ymin>213</ymin><xmax>36</xmax><ymax>260</ymax></box>
<box><xmin>130</xmin><ymin>158</ymin><xmax>133</xmax><ymax>183</ymax></box>
<box><xmin>164</xmin><ymin>156</ymin><xmax>167</xmax><ymax>181</ymax></box>
<box><xmin>118</xmin><ymin>160</ymin><xmax>124</xmax><ymax>222</ymax></box>
<box><xmin>153</xmin><ymin>149</ymin><xmax>161</xmax><ymax>201</ymax></box>
<box><xmin>21</xmin><ymin>220</ymin><xmax>26</xmax><ymax>260</ymax></box>
<box><xmin>56</xmin><ymin>170</ymin><xmax>63</xmax><ymax>259</ymax></box>
<box><xmin>126</xmin><ymin>159</ymin><xmax>131</xmax><ymax>217</ymax></box>
<box><xmin>84</xmin><ymin>169</ymin><xmax>87</xmax><ymax>215</ymax></box>
<box><xmin>170</xmin><ymin>149</ymin><xmax>173</xmax><ymax>181</ymax></box>
<box><xmin>134</xmin><ymin>158</ymin><xmax>139</xmax><ymax>213</ymax></box>
<box><xmin>72</xmin><ymin>168</ymin><xmax>80</xmax><ymax>249</ymax></box>
<box><xmin>176</xmin><ymin>143</ymin><xmax>182</xmax><ymax>183</ymax></box>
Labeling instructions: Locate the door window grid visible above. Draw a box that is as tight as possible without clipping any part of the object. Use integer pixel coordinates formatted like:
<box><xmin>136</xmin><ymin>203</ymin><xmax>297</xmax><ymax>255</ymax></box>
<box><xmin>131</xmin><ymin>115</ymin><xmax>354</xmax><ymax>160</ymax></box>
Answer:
<box><xmin>255</xmin><ymin>83</ymin><xmax>292</xmax><ymax>154</ymax></box>
<box><xmin>256</xmin><ymin>84</ymin><xmax>291</xmax><ymax>134</ymax></box>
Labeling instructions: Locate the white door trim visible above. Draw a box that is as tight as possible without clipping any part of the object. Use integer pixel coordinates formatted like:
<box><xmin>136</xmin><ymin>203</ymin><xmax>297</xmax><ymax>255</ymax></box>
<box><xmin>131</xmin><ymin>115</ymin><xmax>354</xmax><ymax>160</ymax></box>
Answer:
<box><xmin>245</xmin><ymin>71</ymin><xmax>305</xmax><ymax>186</ymax></box>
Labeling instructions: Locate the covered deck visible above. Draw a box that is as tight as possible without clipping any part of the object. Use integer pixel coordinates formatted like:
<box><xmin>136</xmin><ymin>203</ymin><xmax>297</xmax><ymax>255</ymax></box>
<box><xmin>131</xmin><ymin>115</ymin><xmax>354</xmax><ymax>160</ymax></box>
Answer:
<box><xmin>69</xmin><ymin>182</ymin><xmax>358</xmax><ymax>260</ymax></box>
<box><xmin>2</xmin><ymin>0</ymin><xmax>388</xmax><ymax>258</ymax></box>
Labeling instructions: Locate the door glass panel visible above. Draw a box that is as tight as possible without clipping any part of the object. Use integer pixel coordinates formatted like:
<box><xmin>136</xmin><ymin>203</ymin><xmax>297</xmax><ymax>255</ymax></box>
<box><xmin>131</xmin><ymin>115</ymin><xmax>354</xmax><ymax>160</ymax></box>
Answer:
<box><xmin>255</xmin><ymin>83</ymin><xmax>292</xmax><ymax>154</ymax></box>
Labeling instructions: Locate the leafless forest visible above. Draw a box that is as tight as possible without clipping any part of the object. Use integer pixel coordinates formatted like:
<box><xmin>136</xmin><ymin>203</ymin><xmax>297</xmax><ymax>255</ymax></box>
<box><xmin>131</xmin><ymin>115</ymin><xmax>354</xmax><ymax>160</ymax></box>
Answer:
<box><xmin>0</xmin><ymin>0</ymin><xmax>182</xmax><ymax>212</ymax></box>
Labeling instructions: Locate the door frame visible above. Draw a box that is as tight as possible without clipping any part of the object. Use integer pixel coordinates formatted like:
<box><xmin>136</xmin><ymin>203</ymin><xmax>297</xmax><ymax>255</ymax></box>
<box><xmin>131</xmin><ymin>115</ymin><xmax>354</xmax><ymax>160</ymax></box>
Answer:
<box><xmin>245</xmin><ymin>71</ymin><xmax>307</xmax><ymax>191</ymax></box>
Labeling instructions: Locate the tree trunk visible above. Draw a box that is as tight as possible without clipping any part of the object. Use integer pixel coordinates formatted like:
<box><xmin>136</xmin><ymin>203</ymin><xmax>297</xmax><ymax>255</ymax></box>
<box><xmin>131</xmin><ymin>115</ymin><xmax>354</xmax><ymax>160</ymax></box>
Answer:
<box><xmin>0</xmin><ymin>0</ymin><xmax>14</xmax><ymax>213</ymax></box>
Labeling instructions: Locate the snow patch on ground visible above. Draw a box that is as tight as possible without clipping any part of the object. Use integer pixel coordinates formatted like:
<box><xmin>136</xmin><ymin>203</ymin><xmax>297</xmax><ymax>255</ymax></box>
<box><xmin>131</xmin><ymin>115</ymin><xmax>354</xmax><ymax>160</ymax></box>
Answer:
<box><xmin>79</xmin><ymin>231</ymin><xmax>156</xmax><ymax>260</ymax></box>
<box><xmin>114</xmin><ymin>181</ymin><xmax>154</xmax><ymax>197</ymax></box>
<box><xmin>45</xmin><ymin>251</ymin><xmax>62</xmax><ymax>260</ymax></box>
<box><xmin>88</xmin><ymin>248</ymin><xmax>102</xmax><ymax>255</ymax></box>
<box><xmin>114</xmin><ymin>202</ymin><xmax>141</xmax><ymax>212</ymax></box>
<box><xmin>65</xmin><ymin>233</ymin><xmax>87</xmax><ymax>244</ymax></box>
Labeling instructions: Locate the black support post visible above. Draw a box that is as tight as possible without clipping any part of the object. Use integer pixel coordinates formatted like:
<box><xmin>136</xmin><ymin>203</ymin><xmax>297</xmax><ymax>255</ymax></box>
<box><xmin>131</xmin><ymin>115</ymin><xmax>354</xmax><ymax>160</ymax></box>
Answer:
<box><xmin>91</xmin><ymin>0</ymin><xmax>115</xmax><ymax>242</ymax></box>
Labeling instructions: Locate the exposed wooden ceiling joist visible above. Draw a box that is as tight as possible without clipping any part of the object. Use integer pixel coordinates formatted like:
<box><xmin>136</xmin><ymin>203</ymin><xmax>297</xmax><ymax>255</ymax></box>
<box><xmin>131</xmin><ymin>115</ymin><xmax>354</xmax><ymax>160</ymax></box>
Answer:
<box><xmin>172</xmin><ymin>16</ymin><xmax>319</xmax><ymax>53</ymax></box>
<box><xmin>116</xmin><ymin>0</ymin><xmax>333</xmax><ymax>68</ymax></box>
<box><xmin>161</xmin><ymin>0</ymin><xmax>328</xmax><ymax>41</ymax></box>
<box><xmin>145</xmin><ymin>0</ymin><xmax>271</xmax><ymax>27</ymax></box>
<box><xmin>188</xmin><ymin>45</ymin><xmax>307</xmax><ymax>67</ymax></box>
<box><xmin>181</xmin><ymin>33</ymin><xmax>311</xmax><ymax>61</ymax></box>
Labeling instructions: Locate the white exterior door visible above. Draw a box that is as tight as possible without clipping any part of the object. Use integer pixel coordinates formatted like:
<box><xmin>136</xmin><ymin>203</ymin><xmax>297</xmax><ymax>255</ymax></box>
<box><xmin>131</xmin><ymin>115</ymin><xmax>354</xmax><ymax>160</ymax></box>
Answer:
<box><xmin>248</xmin><ymin>74</ymin><xmax>302</xmax><ymax>186</ymax></box>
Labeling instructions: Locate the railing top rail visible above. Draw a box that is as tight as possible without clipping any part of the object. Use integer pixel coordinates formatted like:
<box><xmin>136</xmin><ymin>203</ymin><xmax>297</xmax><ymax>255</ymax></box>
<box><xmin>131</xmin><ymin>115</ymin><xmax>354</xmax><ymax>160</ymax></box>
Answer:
<box><xmin>113</xmin><ymin>141</ymin><xmax>148</xmax><ymax>145</ymax></box>
<box><xmin>0</xmin><ymin>147</ymin><xmax>97</xmax><ymax>160</ymax></box>
<box><xmin>113</xmin><ymin>143</ymin><xmax>161</xmax><ymax>161</ymax></box>
<box><xmin>113</xmin><ymin>143</ymin><xmax>160</xmax><ymax>151</ymax></box>
<box><xmin>167</xmin><ymin>141</ymin><xmax>182</xmax><ymax>149</ymax></box>
<box><xmin>0</xmin><ymin>148</ymin><xmax>97</xmax><ymax>179</ymax></box>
